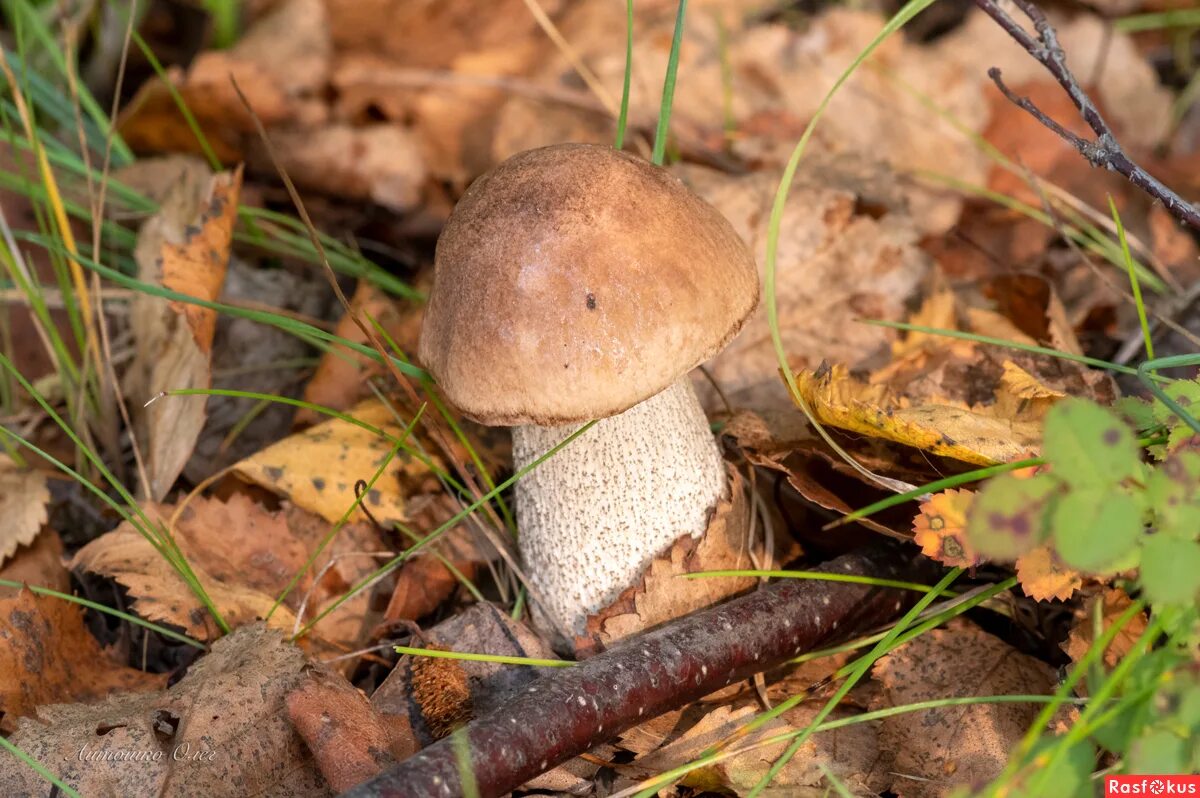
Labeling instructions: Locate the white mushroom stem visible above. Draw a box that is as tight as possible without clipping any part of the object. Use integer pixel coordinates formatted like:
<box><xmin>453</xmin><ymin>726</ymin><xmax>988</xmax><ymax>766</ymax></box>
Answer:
<box><xmin>512</xmin><ymin>377</ymin><xmax>727</xmax><ymax>637</ymax></box>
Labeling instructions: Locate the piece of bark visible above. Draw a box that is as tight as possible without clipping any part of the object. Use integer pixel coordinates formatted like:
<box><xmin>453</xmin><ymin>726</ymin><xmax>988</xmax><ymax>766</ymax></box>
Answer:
<box><xmin>343</xmin><ymin>540</ymin><xmax>941</xmax><ymax>798</ymax></box>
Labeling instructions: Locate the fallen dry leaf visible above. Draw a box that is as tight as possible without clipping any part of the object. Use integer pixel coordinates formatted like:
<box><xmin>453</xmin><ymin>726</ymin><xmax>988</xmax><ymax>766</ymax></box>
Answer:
<box><xmin>256</xmin><ymin>124</ymin><xmax>425</xmax><ymax>211</ymax></box>
<box><xmin>683</xmin><ymin>157</ymin><xmax>930</xmax><ymax>416</ymax></box>
<box><xmin>0</xmin><ymin>528</ymin><xmax>70</xmax><ymax>597</ymax></box>
<box><xmin>1063</xmin><ymin>587</ymin><xmax>1149</xmax><ymax>670</ymax></box>
<box><xmin>287</xmin><ymin>663</ymin><xmax>413</xmax><ymax>792</ymax></box>
<box><xmin>787</xmin><ymin>267</ymin><xmax>1116</xmax><ymax>467</ymax></box>
<box><xmin>795</xmin><ymin>364</ymin><xmax>1041</xmax><ymax>466</ymax></box>
<box><xmin>383</xmin><ymin>523</ymin><xmax>487</xmax><ymax>623</ymax></box>
<box><xmin>941</xmin><ymin>10</ymin><xmax>1171</xmax><ymax>153</ymax></box>
<box><xmin>128</xmin><ymin>164</ymin><xmax>242</xmax><ymax>500</ymax></box>
<box><xmin>0</xmin><ymin>588</ymin><xmax>167</xmax><ymax>733</ymax></box>
<box><xmin>119</xmin><ymin>0</ymin><xmax>331</xmax><ymax>163</ymax></box>
<box><xmin>1</xmin><ymin>623</ymin><xmax>331</xmax><ymax>797</ymax></box>
<box><xmin>620</xmin><ymin>700</ymin><xmax>887</xmax><ymax>797</ymax></box>
<box><xmin>577</xmin><ymin>466</ymin><xmax>760</xmax><ymax>654</ymax></box>
<box><xmin>70</xmin><ymin>495</ymin><xmax>388</xmax><ymax>651</ymax></box>
<box><xmin>234</xmin><ymin>397</ymin><xmax>422</xmax><ymax>526</ymax></box>
<box><xmin>297</xmin><ymin>280</ymin><xmax>423</xmax><ymax>427</ymax></box>
<box><xmin>496</xmin><ymin>6</ymin><xmax>989</xmax><ymax>235</ymax></box>
<box><xmin>722</xmin><ymin>409</ymin><xmax>907</xmax><ymax>539</ymax></box>
<box><xmin>0</xmin><ymin>455</ymin><xmax>49</xmax><ymax>566</ymax></box>
<box><xmin>913</xmin><ymin>489</ymin><xmax>980</xmax><ymax>569</ymax></box>
<box><xmin>871</xmin><ymin>620</ymin><xmax>1058</xmax><ymax>798</ymax></box>
<box><xmin>184</xmin><ymin>256</ymin><xmax>333</xmax><ymax>480</ymax></box>
<box><xmin>1016</xmin><ymin>544</ymin><xmax>1082</xmax><ymax>602</ymax></box>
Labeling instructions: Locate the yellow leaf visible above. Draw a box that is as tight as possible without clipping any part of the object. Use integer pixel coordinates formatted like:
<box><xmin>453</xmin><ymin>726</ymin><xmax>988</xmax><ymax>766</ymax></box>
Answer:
<box><xmin>234</xmin><ymin>398</ymin><xmax>413</xmax><ymax>525</ymax></box>
<box><xmin>913</xmin><ymin>489</ymin><xmax>979</xmax><ymax>568</ymax></box>
<box><xmin>999</xmin><ymin>361</ymin><xmax>1067</xmax><ymax>401</ymax></box>
<box><xmin>1015</xmin><ymin>545</ymin><xmax>1081</xmax><ymax>602</ymax></box>
<box><xmin>794</xmin><ymin>365</ymin><xmax>1040</xmax><ymax>465</ymax></box>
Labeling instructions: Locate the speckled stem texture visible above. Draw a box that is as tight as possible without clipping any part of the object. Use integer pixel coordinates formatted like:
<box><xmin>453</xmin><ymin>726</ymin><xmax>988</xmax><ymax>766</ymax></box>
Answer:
<box><xmin>343</xmin><ymin>540</ymin><xmax>942</xmax><ymax>798</ymax></box>
<box><xmin>512</xmin><ymin>378</ymin><xmax>727</xmax><ymax>636</ymax></box>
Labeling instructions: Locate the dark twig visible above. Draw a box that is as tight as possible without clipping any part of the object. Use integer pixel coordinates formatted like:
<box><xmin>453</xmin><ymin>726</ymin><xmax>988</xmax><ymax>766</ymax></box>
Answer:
<box><xmin>342</xmin><ymin>541</ymin><xmax>942</xmax><ymax>798</ymax></box>
<box><xmin>973</xmin><ymin>0</ymin><xmax>1200</xmax><ymax>230</ymax></box>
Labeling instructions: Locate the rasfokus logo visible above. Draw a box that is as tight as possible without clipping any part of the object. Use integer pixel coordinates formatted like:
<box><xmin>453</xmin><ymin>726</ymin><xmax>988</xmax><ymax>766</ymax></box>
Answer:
<box><xmin>1106</xmin><ymin>776</ymin><xmax>1200</xmax><ymax>796</ymax></box>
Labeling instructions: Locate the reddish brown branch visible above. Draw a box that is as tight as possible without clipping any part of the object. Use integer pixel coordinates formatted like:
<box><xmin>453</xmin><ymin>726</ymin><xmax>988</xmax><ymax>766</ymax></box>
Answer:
<box><xmin>973</xmin><ymin>0</ymin><xmax>1200</xmax><ymax>230</ymax></box>
<box><xmin>342</xmin><ymin>541</ymin><xmax>942</xmax><ymax>798</ymax></box>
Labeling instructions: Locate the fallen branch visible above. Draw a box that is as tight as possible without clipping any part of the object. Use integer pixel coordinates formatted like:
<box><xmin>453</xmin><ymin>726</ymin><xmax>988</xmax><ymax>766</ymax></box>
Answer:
<box><xmin>343</xmin><ymin>540</ymin><xmax>941</xmax><ymax>798</ymax></box>
<box><xmin>973</xmin><ymin>0</ymin><xmax>1200</xmax><ymax>230</ymax></box>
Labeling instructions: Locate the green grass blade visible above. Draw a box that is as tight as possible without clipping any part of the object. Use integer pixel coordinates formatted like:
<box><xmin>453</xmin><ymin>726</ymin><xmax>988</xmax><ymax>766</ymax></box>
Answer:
<box><xmin>0</xmin><ymin>736</ymin><xmax>83</xmax><ymax>798</ymax></box>
<box><xmin>1110</xmin><ymin>195</ymin><xmax>1154</xmax><ymax>362</ymax></box>
<box><xmin>651</xmin><ymin>0</ymin><xmax>688</xmax><ymax>165</ymax></box>
<box><xmin>614</xmin><ymin>0</ymin><xmax>634</xmax><ymax>149</ymax></box>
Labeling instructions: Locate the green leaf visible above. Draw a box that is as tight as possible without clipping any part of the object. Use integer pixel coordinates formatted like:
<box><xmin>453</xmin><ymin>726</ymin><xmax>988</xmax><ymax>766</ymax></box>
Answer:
<box><xmin>1013</xmin><ymin>738</ymin><xmax>1095</xmax><ymax>798</ymax></box>
<box><xmin>1052</xmin><ymin>489</ymin><xmax>1143</xmax><ymax>573</ymax></box>
<box><xmin>966</xmin><ymin>473</ymin><xmax>1057</xmax><ymax>561</ymax></box>
<box><xmin>1152</xmin><ymin>379</ymin><xmax>1200</xmax><ymax>426</ymax></box>
<box><xmin>1043</xmin><ymin>400</ymin><xmax>1140</xmax><ymax>489</ymax></box>
<box><xmin>1129</xmin><ymin>728</ymin><xmax>1188</xmax><ymax>774</ymax></box>
<box><xmin>1115</xmin><ymin>396</ymin><xmax>1159</xmax><ymax>434</ymax></box>
<box><xmin>1140</xmin><ymin>535</ymin><xmax>1200</xmax><ymax>607</ymax></box>
<box><xmin>1147</xmin><ymin>451</ymin><xmax>1200</xmax><ymax>540</ymax></box>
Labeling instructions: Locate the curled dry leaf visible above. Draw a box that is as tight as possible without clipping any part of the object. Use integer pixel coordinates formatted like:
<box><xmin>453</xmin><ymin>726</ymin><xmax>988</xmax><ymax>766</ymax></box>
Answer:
<box><xmin>286</xmin><ymin>664</ymin><xmax>415</xmax><ymax>793</ymax></box>
<box><xmin>0</xmin><ymin>454</ymin><xmax>49</xmax><ymax>566</ymax></box>
<box><xmin>235</xmin><ymin>397</ymin><xmax>426</xmax><ymax>527</ymax></box>
<box><xmin>383</xmin><ymin>522</ymin><xmax>488</xmax><ymax>623</ymax></box>
<box><xmin>790</xmin><ymin>272</ymin><xmax>1115</xmax><ymax>466</ymax></box>
<box><xmin>128</xmin><ymin>164</ymin><xmax>242</xmax><ymax>500</ymax></box>
<box><xmin>913</xmin><ymin>489</ymin><xmax>980</xmax><ymax>568</ymax></box>
<box><xmin>871</xmin><ymin>620</ymin><xmax>1059</xmax><ymax>798</ymax></box>
<box><xmin>1</xmin><ymin>624</ymin><xmax>331</xmax><ymax>797</ymax></box>
<box><xmin>576</xmin><ymin>466</ymin><xmax>760</xmax><ymax>655</ymax></box>
<box><xmin>0</xmin><ymin>588</ymin><xmax>168</xmax><ymax>733</ymax></box>
<box><xmin>794</xmin><ymin>363</ymin><xmax>1040</xmax><ymax>466</ymax></box>
<box><xmin>1062</xmin><ymin>587</ymin><xmax>1149</xmax><ymax>670</ymax></box>
<box><xmin>722</xmin><ymin>409</ymin><xmax>905</xmax><ymax>539</ymax></box>
<box><xmin>70</xmin><ymin>495</ymin><xmax>388</xmax><ymax>651</ymax></box>
<box><xmin>185</xmin><ymin>255</ymin><xmax>333</xmax><ymax>480</ymax></box>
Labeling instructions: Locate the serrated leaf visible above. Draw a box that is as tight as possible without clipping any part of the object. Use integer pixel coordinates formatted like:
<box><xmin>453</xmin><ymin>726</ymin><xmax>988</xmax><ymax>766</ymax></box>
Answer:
<box><xmin>1115</xmin><ymin>396</ymin><xmax>1159</xmax><ymax>434</ymax></box>
<box><xmin>1042</xmin><ymin>400</ymin><xmax>1140</xmax><ymax>489</ymax></box>
<box><xmin>1015</xmin><ymin>545</ymin><xmax>1081</xmax><ymax>601</ymax></box>
<box><xmin>1052</xmin><ymin>489</ymin><xmax>1143</xmax><ymax>574</ymax></box>
<box><xmin>1140</xmin><ymin>535</ymin><xmax>1200</xmax><ymax>607</ymax></box>
<box><xmin>1147</xmin><ymin>451</ymin><xmax>1200</xmax><ymax>541</ymax></box>
<box><xmin>912</xmin><ymin>489</ymin><xmax>979</xmax><ymax>568</ymax></box>
<box><xmin>1152</xmin><ymin>380</ymin><xmax>1200</xmax><ymax>426</ymax></box>
<box><xmin>965</xmin><ymin>473</ymin><xmax>1057</xmax><ymax>561</ymax></box>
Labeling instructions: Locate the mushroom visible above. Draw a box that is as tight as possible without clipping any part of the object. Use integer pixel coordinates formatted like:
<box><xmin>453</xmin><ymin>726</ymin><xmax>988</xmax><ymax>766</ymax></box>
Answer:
<box><xmin>419</xmin><ymin>143</ymin><xmax>758</xmax><ymax>637</ymax></box>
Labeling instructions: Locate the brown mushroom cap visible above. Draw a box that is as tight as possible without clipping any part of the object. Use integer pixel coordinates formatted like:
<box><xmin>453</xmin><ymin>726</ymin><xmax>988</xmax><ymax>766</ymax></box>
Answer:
<box><xmin>418</xmin><ymin>143</ymin><xmax>759</xmax><ymax>426</ymax></box>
